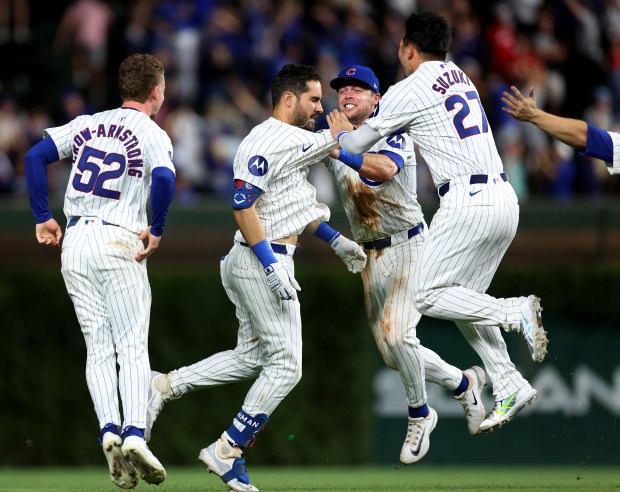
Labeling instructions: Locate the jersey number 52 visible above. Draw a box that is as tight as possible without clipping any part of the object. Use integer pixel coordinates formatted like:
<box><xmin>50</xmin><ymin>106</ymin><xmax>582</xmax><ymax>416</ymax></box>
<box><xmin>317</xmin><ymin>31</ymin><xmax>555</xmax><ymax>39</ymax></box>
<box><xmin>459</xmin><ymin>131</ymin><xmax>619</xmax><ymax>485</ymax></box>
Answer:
<box><xmin>72</xmin><ymin>145</ymin><xmax>128</xmax><ymax>200</ymax></box>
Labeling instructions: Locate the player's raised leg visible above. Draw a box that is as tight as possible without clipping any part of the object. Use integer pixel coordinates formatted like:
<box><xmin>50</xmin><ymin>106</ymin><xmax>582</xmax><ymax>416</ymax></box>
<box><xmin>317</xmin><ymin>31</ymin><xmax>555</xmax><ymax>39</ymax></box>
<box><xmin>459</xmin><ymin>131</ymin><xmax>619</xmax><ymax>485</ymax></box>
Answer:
<box><xmin>455</xmin><ymin>321</ymin><xmax>537</xmax><ymax>431</ymax></box>
<box><xmin>502</xmin><ymin>295</ymin><xmax>548</xmax><ymax>363</ymax></box>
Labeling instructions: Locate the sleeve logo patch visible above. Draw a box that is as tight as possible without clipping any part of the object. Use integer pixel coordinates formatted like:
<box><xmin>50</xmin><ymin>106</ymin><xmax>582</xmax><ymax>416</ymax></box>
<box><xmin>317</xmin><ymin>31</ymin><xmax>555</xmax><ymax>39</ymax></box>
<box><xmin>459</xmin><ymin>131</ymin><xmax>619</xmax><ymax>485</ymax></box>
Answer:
<box><xmin>248</xmin><ymin>155</ymin><xmax>268</xmax><ymax>176</ymax></box>
<box><xmin>387</xmin><ymin>134</ymin><xmax>406</xmax><ymax>149</ymax></box>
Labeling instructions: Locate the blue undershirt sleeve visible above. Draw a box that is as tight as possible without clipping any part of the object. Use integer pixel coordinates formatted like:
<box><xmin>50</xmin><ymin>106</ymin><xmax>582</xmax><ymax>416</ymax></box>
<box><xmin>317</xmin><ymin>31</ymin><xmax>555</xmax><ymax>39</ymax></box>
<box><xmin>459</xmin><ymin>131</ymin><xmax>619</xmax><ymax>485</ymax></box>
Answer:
<box><xmin>150</xmin><ymin>167</ymin><xmax>175</xmax><ymax>236</ymax></box>
<box><xmin>583</xmin><ymin>123</ymin><xmax>614</xmax><ymax>162</ymax></box>
<box><xmin>24</xmin><ymin>136</ymin><xmax>60</xmax><ymax>223</ymax></box>
<box><xmin>377</xmin><ymin>149</ymin><xmax>404</xmax><ymax>171</ymax></box>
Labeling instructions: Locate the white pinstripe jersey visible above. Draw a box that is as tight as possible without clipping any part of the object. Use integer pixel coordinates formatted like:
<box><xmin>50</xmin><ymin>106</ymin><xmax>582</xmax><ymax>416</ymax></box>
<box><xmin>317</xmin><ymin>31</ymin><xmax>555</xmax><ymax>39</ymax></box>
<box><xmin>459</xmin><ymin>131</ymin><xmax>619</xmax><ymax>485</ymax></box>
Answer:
<box><xmin>45</xmin><ymin>108</ymin><xmax>175</xmax><ymax>234</ymax></box>
<box><xmin>324</xmin><ymin>131</ymin><xmax>423</xmax><ymax>242</ymax></box>
<box><xmin>366</xmin><ymin>60</ymin><xmax>504</xmax><ymax>187</ymax></box>
<box><xmin>233</xmin><ymin>117</ymin><xmax>338</xmax><ymax>242</ymax></box>
<box><xmin>608</xmin><ymin>132</ymin><xmax>620</xmax><ymax>173</ymax></box>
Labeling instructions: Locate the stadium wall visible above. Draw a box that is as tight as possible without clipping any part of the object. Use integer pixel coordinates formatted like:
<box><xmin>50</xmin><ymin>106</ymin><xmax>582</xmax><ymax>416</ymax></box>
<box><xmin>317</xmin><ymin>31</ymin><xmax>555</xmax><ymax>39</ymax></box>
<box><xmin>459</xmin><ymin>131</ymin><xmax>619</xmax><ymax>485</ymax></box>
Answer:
<box><xmin>2</xmin><ymin>266</ymin><xmax>619</xmax><ymax>466</ymax></box>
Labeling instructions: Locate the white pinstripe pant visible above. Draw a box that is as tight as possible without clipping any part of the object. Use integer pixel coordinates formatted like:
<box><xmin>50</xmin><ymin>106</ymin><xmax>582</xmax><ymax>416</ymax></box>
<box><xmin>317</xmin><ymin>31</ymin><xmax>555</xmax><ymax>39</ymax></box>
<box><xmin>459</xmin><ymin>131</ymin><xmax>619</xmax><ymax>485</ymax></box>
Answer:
<box><xmin>171</xmin><ymin>242</ymin><xmax>302</xmax><ymax>417</ymax></box>
<box><xmin>362</xmin><ymin>234</ymin><xmax>463</xmax><ymax>409</ymax></box>
<box><xmin>413</xmin><ymin>177</ymin><xmax>528</xmax><ymax>399</ymax></box>
<box><xmin>61</xmin><ymin>217</ymin><xmax>151</xmax><ymax>430</ymax></box>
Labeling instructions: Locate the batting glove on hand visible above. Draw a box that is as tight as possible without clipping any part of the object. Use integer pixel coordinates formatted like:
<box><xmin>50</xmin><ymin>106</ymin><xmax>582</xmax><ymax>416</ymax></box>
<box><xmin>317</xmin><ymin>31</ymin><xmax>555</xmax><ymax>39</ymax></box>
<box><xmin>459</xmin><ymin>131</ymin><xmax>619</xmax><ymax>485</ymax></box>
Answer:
<box><xmin>263</xmin><ymin>262</ymin><xmax>301</xmax><ymax>301</ymax></box>
<box><xmin>330</xmin><ymin>235</ymin><xmax>367</xmax><ymax>273</ymax></box>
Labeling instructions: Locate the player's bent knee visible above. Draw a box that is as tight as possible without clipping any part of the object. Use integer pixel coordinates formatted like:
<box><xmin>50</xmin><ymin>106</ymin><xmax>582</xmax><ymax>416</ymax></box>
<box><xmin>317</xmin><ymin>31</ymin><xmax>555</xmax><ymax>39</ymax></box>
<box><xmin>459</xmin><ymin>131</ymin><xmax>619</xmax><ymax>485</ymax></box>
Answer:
<box><xmin>413</xmin><ymin>295</ymin><xmax>432</xmax><ymax>314</ymax></box>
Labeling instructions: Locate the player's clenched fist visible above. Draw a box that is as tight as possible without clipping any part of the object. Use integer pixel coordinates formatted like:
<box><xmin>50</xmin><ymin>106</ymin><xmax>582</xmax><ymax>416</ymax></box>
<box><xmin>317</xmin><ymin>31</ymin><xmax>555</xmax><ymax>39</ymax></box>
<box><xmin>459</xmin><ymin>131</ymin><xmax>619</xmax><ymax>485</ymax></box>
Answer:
<box><xmin>330</xmin><ymin>235</ymin><xmax>367</xmax><ymax>273</ymax></box>
<box><xmin>263</xmin><ymin>262</ymin><xmax>301</xmax><ymax>301</ymax></box>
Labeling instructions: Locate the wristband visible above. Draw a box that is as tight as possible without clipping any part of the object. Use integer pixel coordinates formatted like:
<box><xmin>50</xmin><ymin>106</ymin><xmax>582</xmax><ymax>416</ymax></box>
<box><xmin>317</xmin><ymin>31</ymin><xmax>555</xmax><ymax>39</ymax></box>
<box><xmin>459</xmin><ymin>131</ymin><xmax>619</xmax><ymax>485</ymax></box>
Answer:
<box><xmin>250</xmin><ymin>240</ymin><xmax>278</xmax><ymax>268</ymax></box>
<box><xmin>313</xmin><ymin>221</ymin><xmax>340</xmax><ymax>245</ymax></box>
<box><xmin>338</xmin><ymin>149</ymin><xmax>363</xmax><ymax>171</ymax></box>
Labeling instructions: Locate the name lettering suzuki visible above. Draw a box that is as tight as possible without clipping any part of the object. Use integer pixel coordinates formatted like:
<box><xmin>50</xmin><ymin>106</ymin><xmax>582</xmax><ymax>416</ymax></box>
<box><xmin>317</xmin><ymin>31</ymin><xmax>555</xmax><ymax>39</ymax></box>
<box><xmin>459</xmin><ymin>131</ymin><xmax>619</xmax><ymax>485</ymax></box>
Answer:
<box><xmin>431</xmin><ymin>69</ymin><xmax>472</xmax><ymax>95</ymax></box>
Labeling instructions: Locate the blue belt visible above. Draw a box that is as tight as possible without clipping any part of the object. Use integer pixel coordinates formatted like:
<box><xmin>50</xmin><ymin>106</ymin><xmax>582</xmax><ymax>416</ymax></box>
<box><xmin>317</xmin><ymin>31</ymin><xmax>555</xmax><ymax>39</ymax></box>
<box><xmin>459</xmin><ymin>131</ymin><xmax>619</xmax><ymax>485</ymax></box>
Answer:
<box><xmin>362</xmin><ymin>222</ymin><xmax>424</xmax><ymax>251</ymax></box>
<box><xmin>438</xmin><ymin>172</ymin><xmax>508</xmax><ymax>197</ymax></box>
<box><xmin>67</xmin><ymin>217</ymin><xmax>117</xmax><ymax>228</ymax></box>
<box><xmin>240</xmin><ymin>241</ymin><xmax>299</xmax><ymax>256</ymax></box>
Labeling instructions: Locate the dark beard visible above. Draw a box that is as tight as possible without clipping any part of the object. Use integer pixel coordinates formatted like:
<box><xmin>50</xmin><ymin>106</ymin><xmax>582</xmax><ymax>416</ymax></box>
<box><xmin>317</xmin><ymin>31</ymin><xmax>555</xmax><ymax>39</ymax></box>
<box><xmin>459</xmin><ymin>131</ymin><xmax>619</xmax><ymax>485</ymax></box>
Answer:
<box><xmin>292</xmin><ymin>102</ymin><xmax>315</xmax><ymax>130</ymax></box>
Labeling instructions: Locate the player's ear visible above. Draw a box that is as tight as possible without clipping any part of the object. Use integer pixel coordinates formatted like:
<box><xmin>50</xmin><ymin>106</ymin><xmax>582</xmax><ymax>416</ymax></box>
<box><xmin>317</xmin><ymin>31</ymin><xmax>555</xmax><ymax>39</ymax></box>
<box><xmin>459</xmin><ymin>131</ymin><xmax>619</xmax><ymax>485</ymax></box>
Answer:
<box><xmin>281</xmin><ymin>91</ymin><xmax>295</xmax><ymax>108</ymax></box>
<box><xmin>149</xmin><ymin>85</ymin><xmax>160</xmax><ymax>101</ymax></box>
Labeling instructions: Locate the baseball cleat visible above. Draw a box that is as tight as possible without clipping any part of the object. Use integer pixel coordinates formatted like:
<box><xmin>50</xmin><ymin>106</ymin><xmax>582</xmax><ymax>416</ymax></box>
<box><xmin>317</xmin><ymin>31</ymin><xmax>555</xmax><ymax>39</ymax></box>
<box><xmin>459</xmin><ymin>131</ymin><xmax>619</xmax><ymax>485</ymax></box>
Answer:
<box><xmin>399</xmin><ymin>407</ymin><xmax>438</xmax><ymax>465</ymax></box>
<box><xmin>198</xmin><ymin>433</ymin><xmax>259</xmax><ymax>491</ymax></box>
<box><xmin>454</xmin><ymin>366</ymin><xmax>486</xmax><ymax>435</ymax></box>
<box><xmin>520</xmin><ymin>295</ymin><xmax>548</xmax><ymax>362</ymax></box>
<box><xmin>102</xmin><ymin>432</ymin><xmax>138</xmax><ymax>489</ymax></box>
<box><xmin>145</xmin><ymin>370</ymin><xmax>174</xmax><ymax>442</ymax></box>
<box><xmin>121</xmin><ymin>435</ymin><xmax>166</xmax><ymax>485</ymax></box>
<box><xmin>479</xmin><ymin>384</ymin><xmax>537</xmax><ymax>432</ymax></box>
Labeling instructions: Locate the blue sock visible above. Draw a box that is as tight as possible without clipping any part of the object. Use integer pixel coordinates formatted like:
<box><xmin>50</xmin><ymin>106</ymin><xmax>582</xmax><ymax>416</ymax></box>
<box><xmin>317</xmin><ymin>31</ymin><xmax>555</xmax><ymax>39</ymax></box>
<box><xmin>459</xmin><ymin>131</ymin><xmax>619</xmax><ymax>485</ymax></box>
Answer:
<box><xmin>121</xmin><ymin>425</ymin><xmax>145</xmax><ymax>440</ymax></box>
<box><xmin>98</xmin><ymin>422</ymin><xmax>120</xmax><ymax>444</ymax></box>
<box><xmin>453</xmin><ymin>373</ymin><xmax>469</xmax><ymax>396</ymax></box>
<box><xmin>226</xmin><ymin>410</ymin><xmax>269</xmax><ymax>448</ymax></box>
<box><xmin>101</xmin><ymin>422</ymin><xmax>121</xmax><ymax>436</ymax></box>
<box><xmin>408</xmin><ymin>403</ymin><xmax>429</xmax><ymax>419</ymax></box>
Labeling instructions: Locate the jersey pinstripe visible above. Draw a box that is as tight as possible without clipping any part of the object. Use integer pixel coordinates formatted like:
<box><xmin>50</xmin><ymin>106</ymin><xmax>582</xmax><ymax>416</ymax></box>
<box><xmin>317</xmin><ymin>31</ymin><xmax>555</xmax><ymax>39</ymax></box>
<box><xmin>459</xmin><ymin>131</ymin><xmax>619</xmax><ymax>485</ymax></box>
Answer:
<box><xmin>610</xmin><ymin>132</ymin><xmax>620</xmax><ymax>172</ymax></box>
<box><xmin>347</xmin><ymin>59</ymin><xmax>538</xmax><ymax>402</ymax></box>
<box><xmin>324</xmin><ymin>131</ymin><xmax>423</xmax><ymax>242</ymax></box>
<box><xmin>45</xmin><ymin>108</ymin><xmax>175</xmax><ymax>234</ymax></box>
<box><xmin>233</xmin><ymin>117</ymin><xmax>337</xmax><ymax>242</ymax></box>
<box><xmin>366</xmin><ymin>61</ymin><xmax>503</xmax><ymax>187</ymax></box>
<box><xmin>325</xmin><ymin>128</ymin><xmax>527</xmax><ymax>411</ymax></box>
<box><xmin>325</xmin><ymin>132</ymin><xmax>456</xmax><ymax>409</ymax></box>
<box><xmin>166</xmin><ymin>115</ymin><xmax>339</xmax><ymax>425</ymax></box>
<box><xmin>61</xmin><ymin>219</ymin><xmax>151</xmax><ymax>429</ymax></box>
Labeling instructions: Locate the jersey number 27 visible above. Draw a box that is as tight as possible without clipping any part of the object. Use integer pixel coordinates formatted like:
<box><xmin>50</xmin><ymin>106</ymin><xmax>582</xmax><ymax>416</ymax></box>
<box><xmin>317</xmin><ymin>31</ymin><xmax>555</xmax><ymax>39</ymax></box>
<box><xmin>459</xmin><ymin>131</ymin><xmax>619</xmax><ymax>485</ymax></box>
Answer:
<box><xmin>446</xmin><ymin>91</ymin><xmax>489</xmax><ymax>139</ymax></box>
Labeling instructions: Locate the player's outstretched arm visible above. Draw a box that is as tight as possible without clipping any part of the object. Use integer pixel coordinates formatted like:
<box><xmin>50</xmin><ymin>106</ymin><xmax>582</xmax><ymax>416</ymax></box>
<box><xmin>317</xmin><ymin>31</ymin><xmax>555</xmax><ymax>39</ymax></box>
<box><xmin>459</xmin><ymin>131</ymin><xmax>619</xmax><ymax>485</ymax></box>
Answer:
<box><xmin>35</xmin><ymin>219</ymin><xmax>62</xmax><ymax>248</ymax></box>
<box><xmin>326</xmin><ymin>109</ymin><xmax>382</xmax><ymax>154</ymax></box>
<box><xmin>502</xmin><ymin>85</ymin><xmax>588</xmax><ymax>149</ymax></box>
<box><xmin>309</xmin><ymin>220</ymin><xmax>367</xmax><ymax>273</ymax></box>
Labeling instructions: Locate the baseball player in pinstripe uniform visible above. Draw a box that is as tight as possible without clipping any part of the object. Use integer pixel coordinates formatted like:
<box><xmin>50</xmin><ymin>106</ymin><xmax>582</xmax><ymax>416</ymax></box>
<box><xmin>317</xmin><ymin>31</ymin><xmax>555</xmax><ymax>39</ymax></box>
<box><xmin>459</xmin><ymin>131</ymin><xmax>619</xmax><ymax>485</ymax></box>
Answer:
<box><xmin>502</xmin><ymin>85</ymin><xmax>620</xmax><ymax>170</ymax></box>
<box><xmin>145</xmin><ymin>64</ymin><xmax>366</xmax><ymax>492</ymax></box>
<box><xmin>328</xmin><ymin>11</ymin><xmax>549</xmax><ymax>436</ymax></box>
<box><xmin>24</xmin><ymin>54</ymin><xmax>173</xmax><ymax>489</ymax></box>
<box><xmin>323</xmin><ymin>65</ymin><xmax>487</xmax><ymax>463</ymax></box>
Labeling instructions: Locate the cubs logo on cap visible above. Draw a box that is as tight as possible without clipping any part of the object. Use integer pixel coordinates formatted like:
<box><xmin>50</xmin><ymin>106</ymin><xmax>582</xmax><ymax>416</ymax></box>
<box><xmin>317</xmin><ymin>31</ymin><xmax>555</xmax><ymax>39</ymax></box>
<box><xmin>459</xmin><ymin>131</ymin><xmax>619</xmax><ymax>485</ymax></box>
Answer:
<box><xmin>330</xmin><ymin>65</ymin><xmax>380</xmax><ymax>93</ymax></box>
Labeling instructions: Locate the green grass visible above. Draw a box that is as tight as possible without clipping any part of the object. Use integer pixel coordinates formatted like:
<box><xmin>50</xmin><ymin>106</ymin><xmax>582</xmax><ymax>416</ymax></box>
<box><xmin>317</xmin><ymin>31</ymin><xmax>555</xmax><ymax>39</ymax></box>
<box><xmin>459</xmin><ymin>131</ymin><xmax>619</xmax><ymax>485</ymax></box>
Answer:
<box><xmin>0</xmin><ymin>466</ymin><xmax>619</xmax><ymax>492</ymax></box>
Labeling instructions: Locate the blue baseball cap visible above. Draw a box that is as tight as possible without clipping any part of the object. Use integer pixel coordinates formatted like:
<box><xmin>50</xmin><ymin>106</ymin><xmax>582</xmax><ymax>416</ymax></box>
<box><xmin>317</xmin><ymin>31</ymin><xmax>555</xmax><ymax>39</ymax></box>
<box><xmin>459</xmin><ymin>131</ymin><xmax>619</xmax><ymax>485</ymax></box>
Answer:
<box><xmin>330</xmin><ymin>65</ymin><xmax>380</xmax><ymax>93</ymax></box>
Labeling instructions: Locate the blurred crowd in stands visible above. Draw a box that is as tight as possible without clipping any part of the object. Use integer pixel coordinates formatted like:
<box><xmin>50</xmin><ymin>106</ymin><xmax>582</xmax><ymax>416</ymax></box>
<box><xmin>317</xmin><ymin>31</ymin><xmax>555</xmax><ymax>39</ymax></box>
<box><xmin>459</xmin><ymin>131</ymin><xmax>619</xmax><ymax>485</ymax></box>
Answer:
<box><xmin>1</xmin><ymin>0</ymin><xmax>620</xmax><ymax>207</ymax></box>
